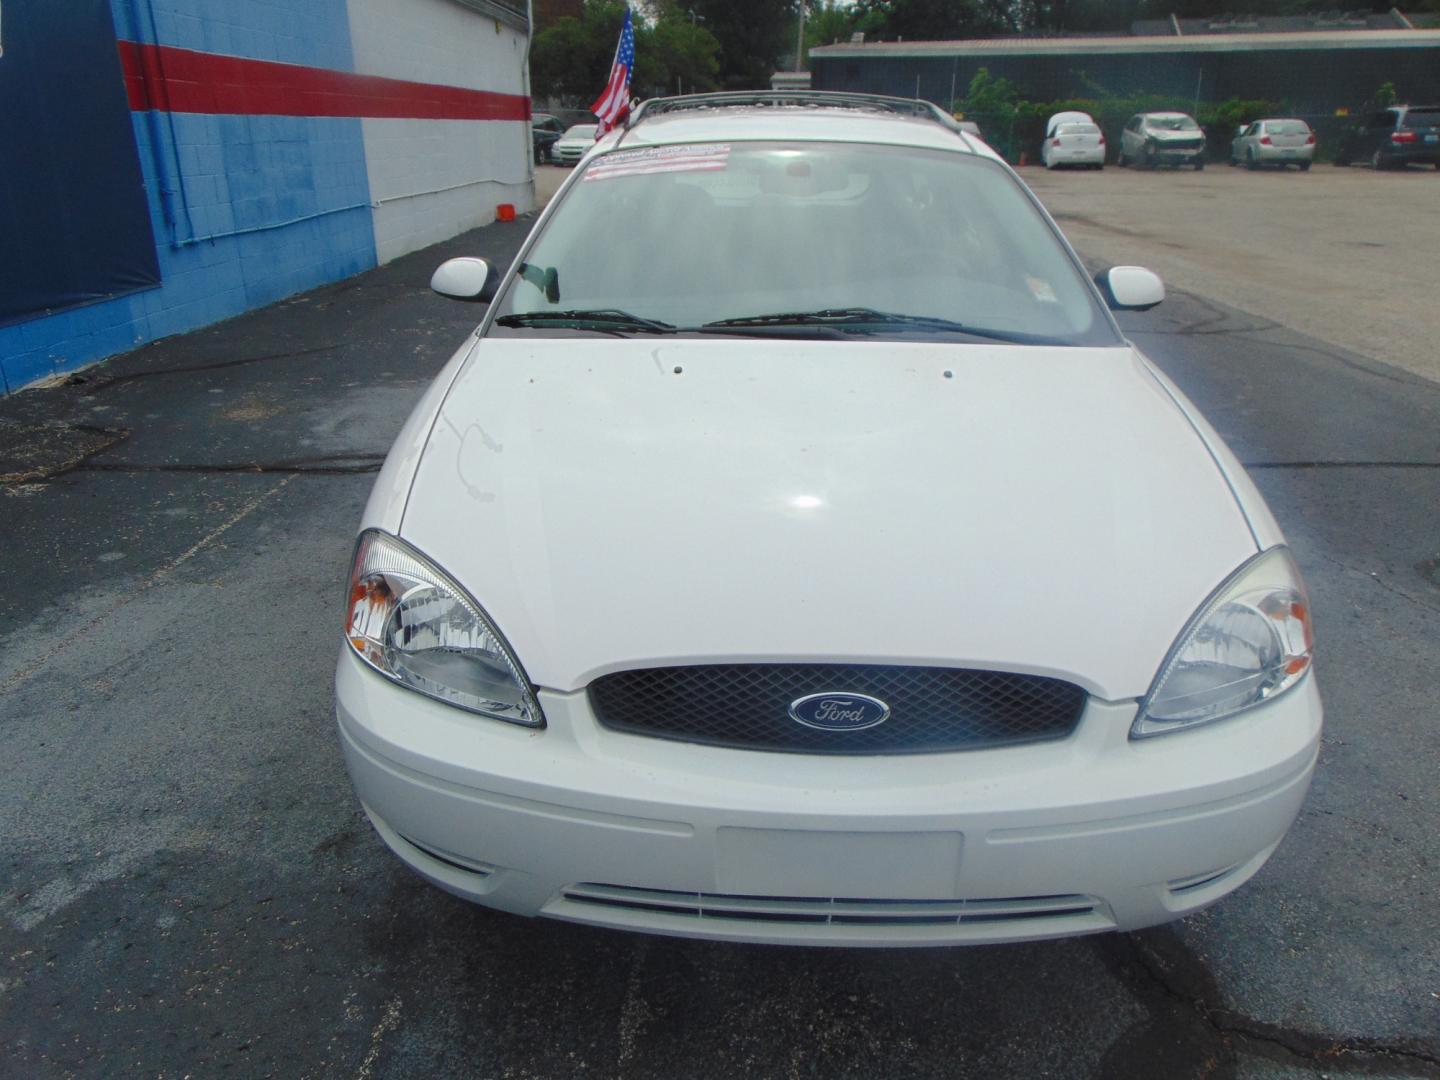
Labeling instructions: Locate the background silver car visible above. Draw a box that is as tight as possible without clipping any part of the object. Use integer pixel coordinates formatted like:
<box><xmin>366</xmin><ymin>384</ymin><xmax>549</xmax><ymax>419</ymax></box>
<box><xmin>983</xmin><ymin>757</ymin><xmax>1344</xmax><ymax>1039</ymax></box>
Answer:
<box><xmin>1118</xmin><ymin>112</ymin><xmax>1206</xmax><ymax>170</ymax></box>
<box><xmin>1231</xmin><ymin>119</ymin><xmax>1315</xmax><ymax>171</ymax></box>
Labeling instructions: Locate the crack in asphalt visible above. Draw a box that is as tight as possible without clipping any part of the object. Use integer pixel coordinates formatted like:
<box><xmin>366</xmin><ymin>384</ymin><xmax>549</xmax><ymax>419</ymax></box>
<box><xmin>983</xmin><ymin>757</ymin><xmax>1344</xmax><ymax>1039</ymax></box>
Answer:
<box><xmin>1244</xmin><ymin>461</ymin><xmax>1440</xmax><ymax>469</ymax></box>
<box><xmin>59</xmin><ymin>343</ymin><xmax>347</xmax><ymax>394</ymax></box>
<box><xmin>1127</xmin><ymin>290</ymin><xmax>1440</xmax><ymax>393</ymax></box>
<box><xmin>1096</xmin><ymin>931</ymin><xmax>1440</xmax><ymax>1077</ymax></box>
<box><xmin>75</xmin><ymin>455</ymin><xmax>385</xmax><ymax>476</ymax></box>
<box><xmin>0</xmin><ymin>424</ymin><xmax>130</xmax><ymax>484</ymax></box>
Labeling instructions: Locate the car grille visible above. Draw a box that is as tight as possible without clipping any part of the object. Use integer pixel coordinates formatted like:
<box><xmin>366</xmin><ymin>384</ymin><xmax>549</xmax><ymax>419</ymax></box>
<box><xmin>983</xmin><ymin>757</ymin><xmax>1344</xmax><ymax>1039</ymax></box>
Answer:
<box><xmin>588</xmin><ymin>663</ymin><xmax>1086</xmax><ymax>754</ymax></box>
<box><xmin>1160</xmin><ymin>137</ymin><xmax>1204</xmax><ymax>150</ymax></box>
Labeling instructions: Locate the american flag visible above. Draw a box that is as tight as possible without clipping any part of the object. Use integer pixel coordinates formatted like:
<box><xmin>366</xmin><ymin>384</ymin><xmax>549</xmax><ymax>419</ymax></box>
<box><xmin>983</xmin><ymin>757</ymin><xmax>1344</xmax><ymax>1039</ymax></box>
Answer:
<box><xmin>589</xmin><ymin>7</ymin><xmax>635</xmax><ymax>137</ymax></box>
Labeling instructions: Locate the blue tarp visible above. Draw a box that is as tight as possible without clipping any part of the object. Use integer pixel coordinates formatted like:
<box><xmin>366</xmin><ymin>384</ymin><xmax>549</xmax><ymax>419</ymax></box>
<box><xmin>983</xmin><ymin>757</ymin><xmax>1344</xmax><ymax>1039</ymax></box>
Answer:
<box><xmin>0</xmin><ymin>0</ymin><xmax>160</xmax><ymax>327</ymax></box>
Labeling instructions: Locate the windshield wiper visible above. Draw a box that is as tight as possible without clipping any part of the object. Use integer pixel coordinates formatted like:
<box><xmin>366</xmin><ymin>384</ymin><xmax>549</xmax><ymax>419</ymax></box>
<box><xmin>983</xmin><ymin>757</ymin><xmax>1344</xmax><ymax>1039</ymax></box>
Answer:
<box><xmin>701</xmin><ymin>308</ymin><xmax>1060</xmax><ymax>344</ymax></box>
<box><xmin>495</xmin><ymin>309</ymin><xmax>677</xmax><ymax>334</ymax></box>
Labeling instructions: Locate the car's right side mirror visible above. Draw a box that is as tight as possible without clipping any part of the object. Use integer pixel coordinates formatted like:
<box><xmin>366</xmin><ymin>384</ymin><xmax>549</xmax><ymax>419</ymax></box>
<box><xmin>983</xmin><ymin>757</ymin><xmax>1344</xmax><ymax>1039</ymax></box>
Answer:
<box><xmin>1095</xmin><ymin>266</ymin><xmax>1165</xmax><ymax>311</ymax></box>
<box><xmin>430</xmin><ymin>257</ymin><xmax>499</xmax><ymax>303</ymax></box>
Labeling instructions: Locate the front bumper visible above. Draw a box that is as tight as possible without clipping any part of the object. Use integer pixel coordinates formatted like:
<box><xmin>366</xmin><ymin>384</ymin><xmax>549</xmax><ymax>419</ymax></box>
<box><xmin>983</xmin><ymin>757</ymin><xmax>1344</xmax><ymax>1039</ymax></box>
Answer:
<box><xmin>336</xmin><ymin>650</ymin><xmax>1321</xmax><ymax>947</ymax></box>
<box><xmin>1148</xmin><ymin>142</ymin><xmax>1205</xmax><ymax>164</ymax></box>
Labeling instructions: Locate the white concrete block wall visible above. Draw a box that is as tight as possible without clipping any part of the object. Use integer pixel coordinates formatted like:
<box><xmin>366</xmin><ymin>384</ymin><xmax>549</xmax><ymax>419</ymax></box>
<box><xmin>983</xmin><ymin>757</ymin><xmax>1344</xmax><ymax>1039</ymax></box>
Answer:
<box><xmin>347</xmin><ymin>0</ymin><xmax>534</xmax><ymax>263</ymax></box>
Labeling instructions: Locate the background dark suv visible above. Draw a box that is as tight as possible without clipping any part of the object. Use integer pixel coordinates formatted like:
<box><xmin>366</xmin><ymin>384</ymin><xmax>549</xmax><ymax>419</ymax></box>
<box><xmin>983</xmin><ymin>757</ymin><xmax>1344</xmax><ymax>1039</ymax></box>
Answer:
<box><xmin>1336</xmin><ymin>105</ymin><xmax>1440</xmax><ymax>170</ymax></box>
<box><xmin>531</xmin><ymin>114</ymin><xmax>565</xmax><ymax>164</ymax></box>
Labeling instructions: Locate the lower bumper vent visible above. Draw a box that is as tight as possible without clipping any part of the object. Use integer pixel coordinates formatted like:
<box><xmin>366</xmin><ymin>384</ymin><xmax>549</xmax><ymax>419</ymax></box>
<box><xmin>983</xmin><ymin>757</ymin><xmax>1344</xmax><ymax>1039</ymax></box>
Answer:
<box><xmin>560</xmin><ymin>883</ymin><xmax>1102</xmax><ymax>929</ymax></box>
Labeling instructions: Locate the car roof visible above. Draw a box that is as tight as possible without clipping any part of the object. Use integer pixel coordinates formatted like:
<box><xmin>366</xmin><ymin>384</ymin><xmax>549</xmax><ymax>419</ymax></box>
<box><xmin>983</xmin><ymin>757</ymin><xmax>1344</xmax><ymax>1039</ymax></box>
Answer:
<box><xmin>1141</xmin><ymin>111</ymin><xmax>1194</xmax><ymax>120</ymax></box>
<box><xmin>595</xmin><ymin>106</ymin><xmax>998</xmax><ymax>162</ymax></box>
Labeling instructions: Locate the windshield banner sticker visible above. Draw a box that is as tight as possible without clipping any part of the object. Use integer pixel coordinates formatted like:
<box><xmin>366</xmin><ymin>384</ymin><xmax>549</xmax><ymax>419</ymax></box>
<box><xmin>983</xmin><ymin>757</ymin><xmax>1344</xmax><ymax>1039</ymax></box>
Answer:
<box><xmin>583</xmin><ymin>143</ymin><xmax>731</xmax><ymax>182</ymax></box>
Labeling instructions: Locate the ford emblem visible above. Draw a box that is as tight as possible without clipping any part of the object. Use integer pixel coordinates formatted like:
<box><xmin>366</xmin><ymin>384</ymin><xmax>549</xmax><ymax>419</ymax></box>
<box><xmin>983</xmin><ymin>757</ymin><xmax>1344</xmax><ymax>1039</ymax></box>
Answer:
<box><xmin>788</xmin><ymin>692</ymin><xmax>891</xmax><ymax>732</ymax></box>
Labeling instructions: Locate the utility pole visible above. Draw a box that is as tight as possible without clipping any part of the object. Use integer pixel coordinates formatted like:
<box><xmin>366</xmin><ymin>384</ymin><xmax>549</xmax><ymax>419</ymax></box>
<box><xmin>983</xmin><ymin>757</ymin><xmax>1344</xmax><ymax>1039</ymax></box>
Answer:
<box><xmin>795</xmin><ymin>1</ymin><xmax>807</xmax><ymax>71</ymax></box>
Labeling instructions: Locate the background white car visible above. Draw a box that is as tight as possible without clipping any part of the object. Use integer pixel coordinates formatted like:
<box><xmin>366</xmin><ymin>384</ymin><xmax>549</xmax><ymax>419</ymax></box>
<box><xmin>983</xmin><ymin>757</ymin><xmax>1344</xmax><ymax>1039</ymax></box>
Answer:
<box><xmin>1045</xmin><ymin>110</ymin><xmax>1094</xmax><ymax>138</ymax></box>
<box><xmin>1043</xmin><ymin>120</ymin><xmax>1106</xmax><ymax>169</ymax></box>
<box><xmin>1231</xmin><ymin>118</ymin><xmax>1316</xmax><ymax>171</ymax></box>
<box><xmin>338</xmin><ymin>93</ymin><xmax>1320</xmax><ymax>948</ymax></box>
<box><xmin>549</xmin><ymin>123</ymin><xmax>598</xmax><ymax>165</ymax></box>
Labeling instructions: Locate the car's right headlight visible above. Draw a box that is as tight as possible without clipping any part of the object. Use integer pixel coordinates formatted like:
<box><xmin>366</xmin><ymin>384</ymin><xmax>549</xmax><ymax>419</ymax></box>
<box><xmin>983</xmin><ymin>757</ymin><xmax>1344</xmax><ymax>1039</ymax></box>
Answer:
<box><xmin>1133</xmin><ymin>546</ymin><xmax>1314</xmax><ymax>738</ymax></box>
<box><xmin>343</xmin><ymin>530</ymin><xmax>544</xmax><ymax>727</ymax></box>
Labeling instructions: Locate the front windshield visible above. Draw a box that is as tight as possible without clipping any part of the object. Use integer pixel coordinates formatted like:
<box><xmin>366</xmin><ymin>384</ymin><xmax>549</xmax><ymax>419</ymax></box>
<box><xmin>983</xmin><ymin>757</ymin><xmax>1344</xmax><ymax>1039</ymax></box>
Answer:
<box><xmin>492</xmin><ymin>141</ymin><xmax>1115</xmax><ymax>346</ymax></box>
<box><xmin>1149</xmin><ymin>116</ymin><xmax>1199</xmax><ymax>131</ymax></box>
<box><xmin>564</xmin><ymin>125</ymin><xmax>597</xmax><ymax>140</ymax></box>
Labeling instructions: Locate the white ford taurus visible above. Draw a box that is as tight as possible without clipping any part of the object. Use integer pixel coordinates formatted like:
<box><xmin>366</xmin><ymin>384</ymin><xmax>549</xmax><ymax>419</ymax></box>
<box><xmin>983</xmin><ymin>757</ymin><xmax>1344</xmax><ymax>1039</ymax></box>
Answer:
<box><xmin>337</xmin><ymin>93</ymin><xmax>1321</xmax><ymax>947</ymax></box>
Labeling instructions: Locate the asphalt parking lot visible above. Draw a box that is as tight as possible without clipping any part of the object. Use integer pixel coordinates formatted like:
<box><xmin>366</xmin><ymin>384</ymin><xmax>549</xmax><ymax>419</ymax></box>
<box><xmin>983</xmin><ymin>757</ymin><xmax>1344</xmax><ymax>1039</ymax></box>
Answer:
<box><xmin>2</xmin><ymin>166</ymin><xmax>1438</xmax><ymax>1078</ymax></box>
<box><xmin>1023</xmin><ymin>163</ymin><xmax>1440</xmax><ymax>383</ymax></box>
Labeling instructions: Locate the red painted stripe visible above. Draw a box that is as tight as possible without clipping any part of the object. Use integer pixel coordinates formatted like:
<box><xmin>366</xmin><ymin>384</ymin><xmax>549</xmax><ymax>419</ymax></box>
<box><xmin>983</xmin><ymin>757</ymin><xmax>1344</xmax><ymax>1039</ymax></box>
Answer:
<box><xmin>117</xmin><ymin>41</ymin><xmax>530</xmax><ymax>121</ymax></box>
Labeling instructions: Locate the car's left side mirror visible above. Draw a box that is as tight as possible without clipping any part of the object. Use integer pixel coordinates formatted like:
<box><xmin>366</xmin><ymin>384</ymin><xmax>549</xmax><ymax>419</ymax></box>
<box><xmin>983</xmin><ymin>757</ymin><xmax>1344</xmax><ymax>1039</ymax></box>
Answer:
<box><xmin>431</xmin><ymin>257</ymin><xmax>499</xmax><ymax>303</ymax></box>
<box><xmin>1236</xmin><ymin>125</ymin><xmax>1247</xmax><ymax>136</ymax></box>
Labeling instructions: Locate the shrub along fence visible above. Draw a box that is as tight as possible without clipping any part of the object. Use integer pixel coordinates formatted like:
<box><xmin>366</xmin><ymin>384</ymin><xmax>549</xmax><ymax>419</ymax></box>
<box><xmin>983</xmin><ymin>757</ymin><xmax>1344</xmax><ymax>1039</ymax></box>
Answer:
<box><xmin>951</xmin><ymin>71</ymin><xmax>1366</xmax><ymax>165</ymax></box>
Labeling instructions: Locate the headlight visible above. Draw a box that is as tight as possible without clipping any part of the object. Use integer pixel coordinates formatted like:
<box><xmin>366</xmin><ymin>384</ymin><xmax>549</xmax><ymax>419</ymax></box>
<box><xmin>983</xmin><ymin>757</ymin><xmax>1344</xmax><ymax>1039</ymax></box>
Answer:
<box><xmin>1133</xmin><ymin>546</ymin><xmax>1313</xmax><ymax>738</ymax></box>
<box><xmin>344</xmin><ymin>530</ymin><xmax>543</xmax><ymax>726</ymax></box>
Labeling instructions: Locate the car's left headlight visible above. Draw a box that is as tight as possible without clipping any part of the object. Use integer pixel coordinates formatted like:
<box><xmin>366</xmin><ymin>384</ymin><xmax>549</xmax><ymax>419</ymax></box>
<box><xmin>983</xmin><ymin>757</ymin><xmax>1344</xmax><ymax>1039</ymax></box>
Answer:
<box><xmin>343</xmin><ymin>530</ymin><xmax>544</xmax><ymax>727</ymax></box>
<box><xmin>1133</xmin><ymin>546</ymin><xmax>1314</xmax><ymax>738</ymax></box>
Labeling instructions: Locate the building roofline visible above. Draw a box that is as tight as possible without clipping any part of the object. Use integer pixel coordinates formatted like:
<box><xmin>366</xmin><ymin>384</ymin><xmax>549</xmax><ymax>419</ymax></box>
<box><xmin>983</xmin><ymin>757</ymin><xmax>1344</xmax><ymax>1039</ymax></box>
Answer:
<box><xmin>810</xmin><ymin>28</ymin><xmax>1440</xmax><ymax>58</ymax></box>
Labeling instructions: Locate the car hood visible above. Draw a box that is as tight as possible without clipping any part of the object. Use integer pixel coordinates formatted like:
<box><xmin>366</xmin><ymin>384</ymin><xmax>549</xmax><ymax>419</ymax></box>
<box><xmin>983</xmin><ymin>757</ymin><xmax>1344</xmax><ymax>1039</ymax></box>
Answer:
<box><xmin>400</xmin><ymin>339</ymin><xmax>1258</xmax><ymax>700</ymax></box>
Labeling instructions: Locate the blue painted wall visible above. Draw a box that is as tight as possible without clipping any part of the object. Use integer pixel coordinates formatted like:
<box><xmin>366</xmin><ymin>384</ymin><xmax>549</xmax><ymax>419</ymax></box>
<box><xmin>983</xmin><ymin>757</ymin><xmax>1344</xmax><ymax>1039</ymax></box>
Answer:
<box><xmin>0</xmin><ymin>0</ymin><xmax>375</xmax><ymax>394</ymax></box>
<box><xmin>110</xmin><ymin>0</ymin><xmax>356</xmax><ymax>71</ymax></box>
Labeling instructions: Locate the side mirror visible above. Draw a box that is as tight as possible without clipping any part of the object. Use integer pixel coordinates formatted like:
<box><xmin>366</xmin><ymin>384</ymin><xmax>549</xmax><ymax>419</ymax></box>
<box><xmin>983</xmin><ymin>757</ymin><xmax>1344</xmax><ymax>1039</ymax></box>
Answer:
<box><xmin>1095</xmin><ymin>266</ymin><xmax>1165</xmax><ymax>311</ymax></box>
<box><xmin>1236</xmin><ymin>125</ymin><xmax>1247</xmax><ymax>136</ymax></box>
<box><xmin>430</xmin><ymin>257</ymin><xmax>499</xmax><ymax>303</ymax></box>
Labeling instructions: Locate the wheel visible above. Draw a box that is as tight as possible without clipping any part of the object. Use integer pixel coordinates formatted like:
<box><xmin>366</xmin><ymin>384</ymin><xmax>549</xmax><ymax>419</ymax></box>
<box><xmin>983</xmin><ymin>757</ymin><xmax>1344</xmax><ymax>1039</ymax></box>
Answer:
<box><xmin>1334</xmin><ymin>154</ymin><xmax>1351</xmax><ymax>167</ymax></box>
<box><xmin>1299</xmin><ymin>161</ymin><xmax>1311</xmax><ymax>172</ymax></box>
<box><xmin>1117</xmin><ymin>150</ymin><xmax>1128</xmax><ymax>167</ymax></box>
<box><xmin>1143</xmin><ymin>142</ymin><xmax>1158</xmax><ymax>170</ymax></box>
<box><xmin>1371</xmin><ymin>149</ymin><xmax>1387</xmax><ymax>170</ymax></box>
<box><xmin>1246</xmin><ymin>149</ymin><xmax>1259</xmax><ymax>171</ymax></box>
<box><xmin>1194</xmin><ymin>159</ymin><xmax>1204</xmax><ymax>171</ymax></box>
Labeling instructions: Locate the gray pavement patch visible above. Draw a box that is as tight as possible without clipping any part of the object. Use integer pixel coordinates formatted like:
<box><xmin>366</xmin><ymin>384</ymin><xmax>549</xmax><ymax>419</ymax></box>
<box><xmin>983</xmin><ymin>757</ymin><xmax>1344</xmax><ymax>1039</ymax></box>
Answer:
<box><xmin>0</xmin><ymin>475</ymin><xmax>293</xmax><ymax>694</ymax></box>
<box><xmin>0</xmin><ymin>422</ymin><xmax>128</xmax><ymax>483</ymax></box>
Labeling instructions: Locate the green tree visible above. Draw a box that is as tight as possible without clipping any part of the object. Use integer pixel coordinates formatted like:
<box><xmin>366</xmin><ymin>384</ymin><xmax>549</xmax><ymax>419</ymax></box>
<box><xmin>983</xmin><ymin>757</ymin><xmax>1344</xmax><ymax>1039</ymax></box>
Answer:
<box><xmin>852</xmin><ymin>0</ymin><xmax>1008</xmax><ymax>40</ymax></box>
<box><xmin>687</xmin><ymin>0</ymin><xmax>800</xmax><ymax>88</ymax></box>
<box><xmin>531</xmin><ymin>3</ymin><xmax>629</xmax><ymax>103</ymax></box>
<box><xmin>648</xmin><ymin>14</ymin><xmax>722</xmax><ymax>95</ymax></box>
<box><xmin>531</xmin><ymin>2</ymin><xmax>721</xmax><ymax>105</ymax></box>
